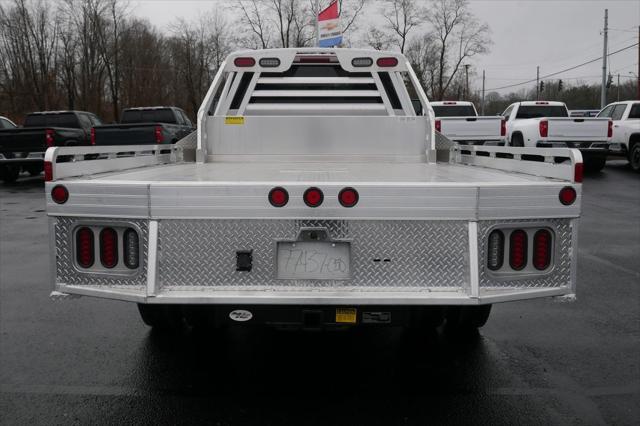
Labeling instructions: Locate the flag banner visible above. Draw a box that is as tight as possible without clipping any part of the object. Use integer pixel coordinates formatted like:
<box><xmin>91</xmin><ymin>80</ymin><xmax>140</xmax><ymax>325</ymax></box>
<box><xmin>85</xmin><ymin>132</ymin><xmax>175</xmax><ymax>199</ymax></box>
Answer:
<box><xmin>317</xmin><ymin>1</ymin><xmax>342</xmax><ymax>47</ymax></box>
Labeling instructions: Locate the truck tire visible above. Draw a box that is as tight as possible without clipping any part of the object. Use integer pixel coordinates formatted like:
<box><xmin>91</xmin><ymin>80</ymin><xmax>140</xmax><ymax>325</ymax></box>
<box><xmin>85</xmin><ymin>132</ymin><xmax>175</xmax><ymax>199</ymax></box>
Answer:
<box><xmin>25</xmin><ymin>165</ymin><xmax>43</xmax><ymax>176</ymax></box>
<box><xmin>445</xmin><ymin>305</ymin><xmax>492</xmax><ymax>330</ymax></box>
<box><xmin>511</xmin><ymin>133</ymin><xmax>524</xmax><ymax>147</ymax></box>
<box><xmin>1</xmin><ymin>165</ymin><xmax>20</xmax><ymax>184</ymax></box>
<box><xmin>137</xmin><ymin>304</ymin><xmax>184</xmax><ymax>332</ymax></box>
<box><xmin>629</xmin><ymin>142</ymin><xmax>640</xmax><ymax>172</ymax></box>
<box><xmin>583</xmin><ymin>155</ymin><xmax>606</xmax><ymax>173</ymax></box>
<box><xmin>409</xmin><ymin>306</ymin><xmax>445</xmax><ymax>330</ymax></box>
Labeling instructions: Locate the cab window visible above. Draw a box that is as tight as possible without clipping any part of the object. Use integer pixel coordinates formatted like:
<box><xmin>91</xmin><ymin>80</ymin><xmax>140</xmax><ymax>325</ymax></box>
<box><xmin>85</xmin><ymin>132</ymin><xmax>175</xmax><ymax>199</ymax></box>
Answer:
<box><xmin>610</xmin><ymin>104</ymin><xmax>626</xmax><ymax>121</ymax></box>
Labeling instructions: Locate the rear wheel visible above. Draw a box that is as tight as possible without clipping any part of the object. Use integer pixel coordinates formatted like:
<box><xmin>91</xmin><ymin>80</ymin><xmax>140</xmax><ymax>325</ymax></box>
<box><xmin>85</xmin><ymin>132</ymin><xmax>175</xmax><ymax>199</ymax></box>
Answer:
<box><xmin>583</xmin><ymin>154</ymin><xmax>607</xmax><ymax>173</ymax></box>
<box><xmin>511</xmin><ymin>133</ymin><xmax>524</xmax><ymax>147</ymax></box>
<box><xmin>25</xmin><ymin>165</ymin><xmax>43</xmax><ymax>176</ymax></box>
<box><xmin>629</xmin><ymin>142</ymin><xmax>640</xmax><ymax>172</ymax></box>
<box><xmin>445</xmin><ymin>305</ymin><xmax>492</xmax><ymax>330</ymax></box>
<box><xmin>1</xmin><ymin>165</ymin><xmax>20</xmax><ymax>184</ymax></box>
<box><xmin>137</xmin><ymin>304</ymin><xmax>185</xmax><ymax>332</ymax></box>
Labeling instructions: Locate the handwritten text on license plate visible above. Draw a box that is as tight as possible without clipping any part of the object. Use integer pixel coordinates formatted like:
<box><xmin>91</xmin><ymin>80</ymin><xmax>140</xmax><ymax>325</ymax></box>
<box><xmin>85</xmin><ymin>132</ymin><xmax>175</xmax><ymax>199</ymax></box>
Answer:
<box><xmin>276</xmin><ymin>241</ymin><xmax>351</xmax><ymax>280</ymax></box>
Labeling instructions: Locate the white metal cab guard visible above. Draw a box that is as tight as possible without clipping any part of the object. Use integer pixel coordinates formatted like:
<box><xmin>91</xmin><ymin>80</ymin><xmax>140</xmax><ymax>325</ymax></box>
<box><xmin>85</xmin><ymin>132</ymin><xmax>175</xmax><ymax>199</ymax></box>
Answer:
<box><xmin>45</xmin><ymin>48</ymin><xmax>583</xmax><ymax>331</ymax></box>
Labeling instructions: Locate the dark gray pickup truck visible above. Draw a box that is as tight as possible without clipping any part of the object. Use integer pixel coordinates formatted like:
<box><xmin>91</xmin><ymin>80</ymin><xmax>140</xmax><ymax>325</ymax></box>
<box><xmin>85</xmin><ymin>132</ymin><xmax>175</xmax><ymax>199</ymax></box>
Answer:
<box><xmin>91</xmin><ymin>107</ymin><xmax>194</xmax><ymax>146</ymax></box>
<box><xmin>0</xmin><ymin>111</ymin><xmax>101</xmax><ymax>183</ymax></box>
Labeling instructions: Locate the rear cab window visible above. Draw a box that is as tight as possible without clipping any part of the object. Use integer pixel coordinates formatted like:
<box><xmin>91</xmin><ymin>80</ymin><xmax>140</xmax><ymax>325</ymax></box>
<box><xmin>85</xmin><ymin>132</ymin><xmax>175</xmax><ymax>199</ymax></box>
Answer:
<box><xmin>610</xmin><ymin>104</ymin><xmax>627</xmax><ymax>121</ymax></box>
<box><xmin>515</xmin><ymin>105</ymin><xmax>568</xmax><ymax>119</ymax></box>
<box><xmin>432</xmin><ymin>105</ymin><xmax>477</xmax><ymax>117</ymax></box>
<box><xmin>121</xmin><ymin>109</ymin><xmax>177</xmax><ymax>124</ymax></box>
<box><xmin>24</xmin><ymin>113</ymin><xmax>80</xmax><ymax>128</ymax></box>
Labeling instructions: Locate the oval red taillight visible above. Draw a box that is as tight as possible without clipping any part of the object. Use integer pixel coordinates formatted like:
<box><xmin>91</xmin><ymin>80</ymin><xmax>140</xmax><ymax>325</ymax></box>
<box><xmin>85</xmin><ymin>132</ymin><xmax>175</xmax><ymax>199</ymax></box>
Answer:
<box><xmin>559</xmin><ymin>187</ymin><xmax>577</xmax><ymax>205</ymax></box>
<box><xmin>234</xmin><ymin>57</ymin><xmax>256</xmax><ymax>67</ymax></box>
<box><xmin>376</xmin><ymin>57</ymin><xmax>398</xmax><ymax>67</ymax></box>
<box><xmin>90</xmin><ymin>128</ymin><xmax>96</xmax><ymax>145</ymax></box>
<box><xmin>539</xmin><ymin>120</ymin><xmax>548</xmax><ymax>138</ymax></box>
<box><xmin>76</xmin><ymin>227</ymin><xmax>94</xmax><ymax>268</ymax></box>
<box><xmin>51</xmin><ymin>185</ymin><xmax>68</xmax><ymax>204</ymax></box>
<box><xmin>338</xmin><ymin>187</ymin><xmax>359</xmax><ymax>208</ymax></box>
<box><xmin>269</xmin><ymin>187</ymin><xmax>289</xmax><ymax>207</ymax></box>
<box><xmin>509</xmin><ymin>230</ymin><xmax>528</xmax><ymax>271</ymax></box>
<box><xmin>100</xmin><ymin>228</ymin><xmax>118</xmax><ymax>268</ymax></box>
<box><xmin>533</xmin><ymin>229</ymin><xmax>552</xmax><ymax>271</ymax></box>
<box><xmin>304</xmin><ymin>187</ymin><xmax>324</xmax><ymax>207</ymax></box>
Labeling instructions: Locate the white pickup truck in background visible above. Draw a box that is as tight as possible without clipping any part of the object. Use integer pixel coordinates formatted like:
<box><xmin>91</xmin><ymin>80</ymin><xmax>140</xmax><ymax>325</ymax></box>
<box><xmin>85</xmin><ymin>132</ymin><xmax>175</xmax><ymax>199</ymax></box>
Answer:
<box><xmin>431</xmin><ymin>101</ymin><xmax>505</xmax><ymax>145</ymax></box>
<box><xmin>503</xmin><ymin>101</ymin><xmax>611</xmax><ymax>172</ymax></box>
<box><xmin>44</xmin><ymin>48</ymin><xmax>583</xmax><ymax>334</ymax></box>
<box><xmin>597</xmin><ymin>100</ymin><xmax>640</xmax><ymax>172</ymax></box>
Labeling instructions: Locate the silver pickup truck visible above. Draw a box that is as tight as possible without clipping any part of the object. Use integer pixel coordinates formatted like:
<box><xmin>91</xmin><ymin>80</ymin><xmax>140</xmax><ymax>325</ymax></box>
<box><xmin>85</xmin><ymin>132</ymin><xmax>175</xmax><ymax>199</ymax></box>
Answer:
<box><xmin>45</xmin><ymin>48</ymin><xmax>583</xmax><ymax>333</ymax></box>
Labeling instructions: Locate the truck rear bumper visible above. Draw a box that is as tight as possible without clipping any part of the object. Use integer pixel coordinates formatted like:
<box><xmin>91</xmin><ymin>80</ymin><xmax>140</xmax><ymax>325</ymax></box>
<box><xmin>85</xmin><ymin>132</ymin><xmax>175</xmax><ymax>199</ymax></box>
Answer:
<box><xmin>0</xmin><ymin>152</ymin><xmax>45</xmax><ymax>164</ymax></box>
<box><xmin>49</xmin><ymin>217</ymin><xmax>578</xmax><ymax>306</ymax></box>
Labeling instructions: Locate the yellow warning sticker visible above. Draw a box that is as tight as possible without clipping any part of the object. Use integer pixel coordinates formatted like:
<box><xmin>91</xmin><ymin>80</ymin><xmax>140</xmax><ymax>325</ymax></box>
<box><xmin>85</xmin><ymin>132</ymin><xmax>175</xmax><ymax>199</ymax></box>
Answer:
<box><xmin>336</xmin><ymin>308</ymin><xmax>357</xmax><ymax>324</ymax></box>
<box><xmin>225</xmin><ymin>116</ymin><xmax>245</xmax><ymax>125</ymax></box>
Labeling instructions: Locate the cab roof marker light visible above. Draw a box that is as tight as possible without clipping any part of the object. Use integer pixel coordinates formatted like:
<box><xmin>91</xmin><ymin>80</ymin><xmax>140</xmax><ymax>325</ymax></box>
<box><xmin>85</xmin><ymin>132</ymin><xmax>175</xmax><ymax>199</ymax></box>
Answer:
<box><xmin>234</xmin><ymin>57</ymin><xmax>256</xmax><ymax>67</ymax></box>
<box><xmin>259</xmin><ymin>57</ymin><xmax>280</xmax><ymax>67</ymax></box>
<box><xmin>351</xmin><ymin>57</ymin><xmax>373</xmax><ymax>67</ymax></box>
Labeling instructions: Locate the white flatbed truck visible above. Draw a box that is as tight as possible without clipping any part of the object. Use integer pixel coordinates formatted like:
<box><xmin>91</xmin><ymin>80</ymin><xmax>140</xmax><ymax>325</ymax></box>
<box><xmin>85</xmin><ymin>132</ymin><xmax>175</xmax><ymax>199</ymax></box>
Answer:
<box><xmin>45</xmin><ymin>49</ymin><xmax>583</xmax><ymax>332</ymax></box>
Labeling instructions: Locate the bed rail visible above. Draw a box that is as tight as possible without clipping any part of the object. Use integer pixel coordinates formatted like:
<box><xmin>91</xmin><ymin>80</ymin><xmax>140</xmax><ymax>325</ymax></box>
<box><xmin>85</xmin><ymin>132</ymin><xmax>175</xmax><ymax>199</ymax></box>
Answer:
<box><xmin>453</xmin><ymin>145</ymin><xmax>583</xmax><ymax>183</ymax></box>
<box><xmin>44</xmin><ymin>144</ymin><xmax>184</xmax><ymax>182</ymax></box>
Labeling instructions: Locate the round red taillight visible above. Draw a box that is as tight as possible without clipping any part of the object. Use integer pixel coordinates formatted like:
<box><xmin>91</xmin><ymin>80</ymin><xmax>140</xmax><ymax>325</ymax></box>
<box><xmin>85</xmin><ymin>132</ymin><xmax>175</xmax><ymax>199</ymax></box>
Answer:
<box><xmin>269</xmin><ymin>187</ymin><xmax>289</xmax><ymax>207</ymax></box>
<box><xmin>304</xmin><ymin>187</ymin><xmax>324</xmax><ymax>207</ymax></box>
<box><xmin>51</xmin><ymin>185</ymin><xmax>69</xmax><ymax>204</ymax></box>
<box><xmin>559</xmin><ymin>187</ymin><xmax>577</xmax><ymax>205</ymax></box>
<box><xmin>338</xmin><ymin>187</ymin><xmax>359</xmax><ymax>208</ymax></box>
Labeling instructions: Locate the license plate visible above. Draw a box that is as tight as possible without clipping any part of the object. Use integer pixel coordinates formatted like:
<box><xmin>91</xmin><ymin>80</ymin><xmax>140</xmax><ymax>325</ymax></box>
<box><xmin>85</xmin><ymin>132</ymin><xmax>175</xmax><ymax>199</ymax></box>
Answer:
<box><xmin>276</xmin><ymin>241</ymin><xmax>351</xmax><ymax>280</ymax></box>
<box><xmin>336</xmin><ymin>308</ymin><xmax>357</xmax><ymax>324</ymax></box>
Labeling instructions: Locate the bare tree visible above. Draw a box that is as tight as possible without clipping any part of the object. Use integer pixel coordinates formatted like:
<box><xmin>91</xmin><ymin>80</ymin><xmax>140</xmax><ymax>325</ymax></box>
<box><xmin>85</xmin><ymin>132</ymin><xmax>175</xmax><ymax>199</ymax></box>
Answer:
<box><xmin>426</xmin><ymin>0</ymin><xmax>491</xmax><ymax>100</ymax></box>
<box><xmin>405</xmin><ymin>35</ymin><xmax>439</xmax><ymax>97</ymax></box>
<box><xmin>237</xmin><ymin>0</ymin><xmax>272</xmax><ymax>49</ymax></box>
<box><xmin>377</xmin><ymin>0</ymin><xmax>426</xmax><ymax>53</ymax></box>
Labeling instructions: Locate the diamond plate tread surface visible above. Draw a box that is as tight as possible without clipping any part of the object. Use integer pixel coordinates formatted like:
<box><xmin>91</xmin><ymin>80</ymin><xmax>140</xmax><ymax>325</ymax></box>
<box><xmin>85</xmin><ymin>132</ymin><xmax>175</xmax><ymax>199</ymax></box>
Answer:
<box><xmin>477</xmin><ymin>219</ymin><xmax>572</xmax><ymax>288</ymax></box>
<box><xmin>55</xmin><ymin>217</ymin><xmax>148</xmax><ymax>287</ymax></box>
<box><xmin>158</xmin><ymin>219</ymin><xmax>469</xmax><ymax>291</ymax></box>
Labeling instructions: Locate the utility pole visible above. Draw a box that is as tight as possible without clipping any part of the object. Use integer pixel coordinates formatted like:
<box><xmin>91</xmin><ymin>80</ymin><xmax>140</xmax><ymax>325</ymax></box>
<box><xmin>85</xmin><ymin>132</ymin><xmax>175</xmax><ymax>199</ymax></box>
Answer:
<box><xmin>637</xmin><ymin>25</ymin><xmax>639</xmax><ymax>99</ymax></box>
<box><xmin>464</xmin><ymin>64</ymin><xmax>470</xmax><ymax>99</ymax></box>
<box><xmin>536</xmin><ymin>66</ymin><xmax>540</xmax><ymax>100</ymax></box>
<box><xmin>617</xmin><ymin>73</ymin><xmax>620</xmax><ymax>101</ymax></box>
<box><xmin>600</xmin><ymin>9</ymin><xmax>608</xmax><ymax>108</ymax></box>
<box><xmin>481</xmin><ymin>69</ymin><xmax>486</xmax><ymax>115</ymax></box>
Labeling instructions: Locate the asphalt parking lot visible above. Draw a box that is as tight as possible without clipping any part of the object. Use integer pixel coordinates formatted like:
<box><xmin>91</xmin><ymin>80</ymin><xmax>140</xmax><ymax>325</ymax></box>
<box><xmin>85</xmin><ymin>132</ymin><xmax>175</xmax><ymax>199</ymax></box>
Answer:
<box><xmin>1</xmin><ymin>159</ymin><xmax>638</xmax><ymax>425</ymax></box>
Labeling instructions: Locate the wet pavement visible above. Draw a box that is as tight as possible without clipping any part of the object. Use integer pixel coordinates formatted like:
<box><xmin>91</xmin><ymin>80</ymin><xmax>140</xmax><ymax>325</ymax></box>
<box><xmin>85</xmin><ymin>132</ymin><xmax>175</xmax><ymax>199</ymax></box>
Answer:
<box><xmin>1</xmin><ymin>160</ymin><xmax>639</xmax><ymax>425</ymax></box>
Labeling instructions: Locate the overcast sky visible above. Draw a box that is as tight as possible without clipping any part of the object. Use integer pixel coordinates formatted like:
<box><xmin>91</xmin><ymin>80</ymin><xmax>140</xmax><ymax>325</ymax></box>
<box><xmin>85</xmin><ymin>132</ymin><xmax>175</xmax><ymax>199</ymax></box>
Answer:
<box><xmin>130</xmin><ymin>0</ymin><xmax>639</xmax><ymax>93</ymax></box>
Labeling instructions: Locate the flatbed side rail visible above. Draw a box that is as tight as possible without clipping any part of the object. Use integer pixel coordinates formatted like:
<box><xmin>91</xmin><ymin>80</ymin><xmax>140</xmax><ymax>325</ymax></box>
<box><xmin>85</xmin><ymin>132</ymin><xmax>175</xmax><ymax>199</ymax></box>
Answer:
<box><xmin>453</xmin><ymin>145</ymin><xmax>583</xmax><ymax>183</ymax></box>
<box><xmin>44</xmin><ymin>145</ymin><xmax>183</xmax><ymax>181</ymax></box>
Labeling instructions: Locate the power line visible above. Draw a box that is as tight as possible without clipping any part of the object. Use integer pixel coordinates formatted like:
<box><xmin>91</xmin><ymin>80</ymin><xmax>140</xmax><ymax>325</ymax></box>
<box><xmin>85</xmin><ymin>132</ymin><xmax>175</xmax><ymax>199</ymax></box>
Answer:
<box><xmin>485</xmin><ymin>43</ymin><xmax>638</xmax><ymax>92</ymax></box>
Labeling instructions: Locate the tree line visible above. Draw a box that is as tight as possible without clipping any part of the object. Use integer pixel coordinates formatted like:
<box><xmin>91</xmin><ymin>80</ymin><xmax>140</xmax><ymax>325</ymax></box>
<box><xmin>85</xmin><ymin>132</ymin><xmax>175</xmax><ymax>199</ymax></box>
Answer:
<box><xmin>1</xmin><ymin>0</ymin><xmax>633</xmax><ymax>124</ymax></box>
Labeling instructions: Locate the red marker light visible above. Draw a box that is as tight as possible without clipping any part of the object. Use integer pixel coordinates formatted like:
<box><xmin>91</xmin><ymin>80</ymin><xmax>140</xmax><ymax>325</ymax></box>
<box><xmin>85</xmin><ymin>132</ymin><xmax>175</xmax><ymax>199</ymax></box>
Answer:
<box><xmin>338</xmin><ymin>187</ymin><xmax>359</xmax><ymax>208</ymax></box>
<box><xmin>435</xmin><ymin>119</ymin><xmax>441</xmax><ymax>133</ymax></box>
<box><xmin>269</xmin><ymin>187</ymin><xmax>289</xmax><ymax>207</ymax></box>
<box><xmin>51</xmin><ymin>185</ymin><xmax>68</xmax><ymax>204</ymax></box>
<box><xmin>44</xmin><ymin>161</ymin><xmax>53</xmax><ymax>182</ymax></box>
<box><xmin>559</xmin><ymin>186</ymin><xmax>577</xmax><ymax>205</ymax></box>
<box><xmin>376</xmin><ymin>57</ymin><xmax>398</xmax><ymax>67</ymax></box>
<box><xmin>574</xmin><ymin>163</ymin><xmax>583</xmax><ymax>183</ymax></box>
<box><xmin>304</xmin><ymin>187</ymin><xmax>324</xmax><ymax>207</ymax></box>
<box><xmin>90</xmin><ymin>128</ymin><xmax>96</xmax><ymax>145</ymax></box>
<box><xmin>234</xmin><ymin>57</ymin><xmax>256</xmax><ymax>67</ymax></box>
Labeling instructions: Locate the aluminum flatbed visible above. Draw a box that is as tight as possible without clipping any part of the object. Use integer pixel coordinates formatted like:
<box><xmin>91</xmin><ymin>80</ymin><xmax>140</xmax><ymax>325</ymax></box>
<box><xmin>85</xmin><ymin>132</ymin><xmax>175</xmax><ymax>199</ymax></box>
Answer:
<box><xmin>44</xmin><ymin>48</ymin><xmax>583</xmax><ymax>332</ymax></box>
